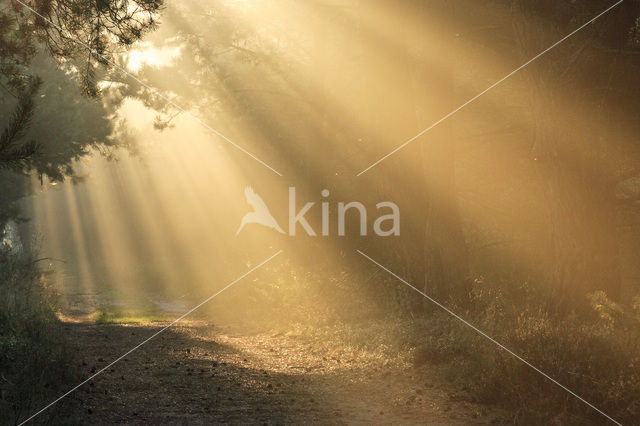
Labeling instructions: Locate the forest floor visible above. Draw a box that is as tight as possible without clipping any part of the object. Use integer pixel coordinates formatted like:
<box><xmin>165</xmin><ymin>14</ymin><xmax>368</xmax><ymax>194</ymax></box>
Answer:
<box><xmin>46</xmin><ymin>315</ymin><xmax>507</xmax><ymax>425</ymax></box>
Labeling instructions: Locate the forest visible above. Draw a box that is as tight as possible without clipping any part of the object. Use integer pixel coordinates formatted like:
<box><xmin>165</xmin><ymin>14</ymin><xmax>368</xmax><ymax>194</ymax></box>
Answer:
<box><xmin>2</xmin><ymin>0</ymin><xmax>640</xmax><ymax>424</ymax></box>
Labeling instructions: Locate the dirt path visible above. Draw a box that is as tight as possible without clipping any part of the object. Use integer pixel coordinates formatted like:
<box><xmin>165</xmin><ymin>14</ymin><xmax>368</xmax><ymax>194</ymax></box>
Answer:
<box><xmin>54</xmin><ymin>320</ymin><xmax>503</xmax><ymax>425</ymax></box>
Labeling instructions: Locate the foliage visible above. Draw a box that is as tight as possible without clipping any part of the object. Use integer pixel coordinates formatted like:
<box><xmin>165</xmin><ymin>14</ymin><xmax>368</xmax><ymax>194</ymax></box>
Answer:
<box><xmin>0</xmin><ymin>51</ymin><xmax>118</xmax><ymax>235</ymax></box>
<box><xmin>1</xmin><ymin>0</ymin><xmax>163</xmax><ymax>96</ymax></box>
<box><xmin>0</xmin><ymin>76</ymin><xmax>40</xmax><ymax>170</ymax></box>
<box><xmin>0</xmin><ymin>0</ymin><xmax>164</xmax><ymax>229</ymax></box>
<box><xmin>0</xmin><ymin>248</ymin><xmax>74</xmax><ymax>424</ymax></box>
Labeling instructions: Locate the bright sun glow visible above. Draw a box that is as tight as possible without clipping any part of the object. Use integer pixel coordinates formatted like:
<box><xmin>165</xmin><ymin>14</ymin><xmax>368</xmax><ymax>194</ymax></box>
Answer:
<box><xmin>126</xmin><ymin>42</ymin><xmax>183</xmax><ymax>72</ymax></box>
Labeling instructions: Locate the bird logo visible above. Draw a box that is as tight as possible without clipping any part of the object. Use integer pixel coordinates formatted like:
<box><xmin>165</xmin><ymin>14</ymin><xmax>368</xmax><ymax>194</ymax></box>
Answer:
<box><xmin>236</xmin><ymin>187</ymin><xmax>285</xmax><ymax>235</ymax></box>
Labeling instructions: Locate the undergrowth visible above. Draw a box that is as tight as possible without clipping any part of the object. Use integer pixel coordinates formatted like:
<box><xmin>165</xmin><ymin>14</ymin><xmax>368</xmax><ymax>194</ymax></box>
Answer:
<box><xmin>0</xmin><ymin>249</ymin><xmax>75</xmax><ymax>425</ymax></box>
<box><xmin>411</xmin><ymin>281</ymin><xmax>640</xmax><ymax>425</ymax></box>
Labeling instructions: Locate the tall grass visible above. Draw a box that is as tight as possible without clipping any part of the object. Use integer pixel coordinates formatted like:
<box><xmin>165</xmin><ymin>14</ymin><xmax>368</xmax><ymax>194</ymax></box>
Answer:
<box><xmin>413</xmin><ymin>281</ymin><xmax>640</xmax><ymax>424</ymax></box>
<box><xmin>0</xmin><ymin>248</ymin><xmax>74</xmax><ymax>425</ymax></box>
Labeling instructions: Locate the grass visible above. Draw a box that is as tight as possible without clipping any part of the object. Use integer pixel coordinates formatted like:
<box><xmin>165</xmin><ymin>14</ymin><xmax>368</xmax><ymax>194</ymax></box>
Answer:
<box><xmin>409</xmin><ymin>285</ymin><xmax>640</xmax><ymax>424</ymax></box>
<box><xmin>0</xmin><ymin>249</ymin><xmax>76</xmax><ymax>424</ymax></box>
<box><xmin>93</xmin><ymin>309</ymin><xmax>165</xmax><ymax>324</ymax></box>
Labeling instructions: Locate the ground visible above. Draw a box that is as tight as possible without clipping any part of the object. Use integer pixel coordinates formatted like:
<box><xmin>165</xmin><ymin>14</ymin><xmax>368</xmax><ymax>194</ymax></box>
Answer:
<box><xmin>41</xmin><ymin>316</ymin><xmax>506</xmax><ymax>425</ymax></box>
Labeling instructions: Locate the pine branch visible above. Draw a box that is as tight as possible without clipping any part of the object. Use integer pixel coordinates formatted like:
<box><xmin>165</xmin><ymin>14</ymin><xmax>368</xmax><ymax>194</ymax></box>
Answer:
<box><xmin>0</xmin><ymin>77</ymin><xmax>41</xmax><ymax>152</ymax></box>
<box><xmin>0</xmin><ymin>77</ymin><xmax>42</xmax><ymax>170</ymax></box>
<box><xmin>0</xmin><ymin>139</ymin><xmax>39</xmax><ymax>170</ymax></box>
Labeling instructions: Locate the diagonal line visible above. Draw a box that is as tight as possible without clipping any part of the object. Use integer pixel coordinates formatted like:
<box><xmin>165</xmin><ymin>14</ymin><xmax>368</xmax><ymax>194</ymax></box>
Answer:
<box><xmin>356</xmin><ymin>250</ymin><xmax>622</xmax><ymax>425</ymax></box>
<box><xmin>18</xmin><ymin>250</ymin><xmax>283</xmax><ymax>425</ymax></box>
<box><xmin>356</xmin><ymin>0</ymin><xmax>624</xmax><ymax>176</ymax></box>
<box><xmin>13</xmin><ymin>0</ymin><xmax>283</xmax><ymax>177</ymax></box>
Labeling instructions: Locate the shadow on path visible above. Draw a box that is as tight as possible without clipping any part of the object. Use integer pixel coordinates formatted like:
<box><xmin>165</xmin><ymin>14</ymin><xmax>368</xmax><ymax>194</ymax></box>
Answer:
<box><xmin>32</xmin><ymin>320</ymin><xmax>503</xmax><ymax>425</ymax></box>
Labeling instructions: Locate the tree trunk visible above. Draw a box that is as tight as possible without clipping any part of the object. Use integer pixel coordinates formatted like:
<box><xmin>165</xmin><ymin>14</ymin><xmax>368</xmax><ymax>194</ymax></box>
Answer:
<box><xmin>414</xmin><ymin>0</ymin><xmax>470</xmax><ymax>303</ymax></box>
<box><xmin>514</xmin><ymin>2</ymin><xmax>623</xmax><ymax>304</ymax></box>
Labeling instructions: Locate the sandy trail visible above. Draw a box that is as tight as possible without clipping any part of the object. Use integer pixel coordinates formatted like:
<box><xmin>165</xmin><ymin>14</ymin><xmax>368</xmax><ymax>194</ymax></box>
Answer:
<box><xmin>50</xmin><ymin>319</ymin><xmax>503</xmax><ymax>425</ymax></box>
